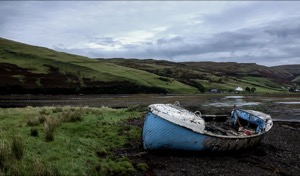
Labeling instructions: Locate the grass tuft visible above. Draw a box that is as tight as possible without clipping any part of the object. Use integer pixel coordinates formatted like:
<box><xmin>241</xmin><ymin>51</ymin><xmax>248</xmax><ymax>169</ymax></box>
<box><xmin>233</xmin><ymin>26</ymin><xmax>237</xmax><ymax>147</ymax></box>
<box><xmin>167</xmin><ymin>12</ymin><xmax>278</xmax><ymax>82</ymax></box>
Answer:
<box><xmin>96</xmin><ymin>148</ymin><xmax>109</xmax><ymax>158</ymax></box>
<box><xmin>44</xmin><ymin>116</ymin><xmax>60</xmax><ymax>142</ymax></box>
<box><xmin>126</xmin><ymin>105</ymin><xmax>147</xmax><ymax>112</ymax></box>
<box><xmin>97</xmin><ymin>158</ymin><xmax>136</xmax><ymax>176</ymax></box>
<box><xmin>27</xmin><ymin>117</ymin><xmax>40</xmax><ymax>126</ymax></box>
<box><xmin>38</xmin><ymin>114</ymin><xmax>47</xmax><ymax>124</ymax></box>
<box><xmin>39</xmin><ymin>108</ymin><xmax>50</xmax><ymax>116</ymax></box>
<box><xmin>11</xmin><ymin>134</ymin><xmax>24</xmax><ymax>160</ymax></box>
<box><xmin>30</xmin><ymin>158</ymin><xmax>57</xmax><ymax>176</ymax></box>
<box><xmin>7</xmin><ymin>160</ymin><xmax>23</xmax><ymax>176</ymax></box>
<box><xmin>61</xmin><ymin>110</ymin><xmax>83</xmax><ymax>122</ymax></box>
<box><xmin>0</xmin><ymin>141</ymin><xmax>10</xmax><ymax>168</ymax></box>
<box><xmin>52</xmin><ymin>107</ymin><xmax>63</xmax><ymax>113</ymax></box>
<box><xmin>137</xmin><ymin>162</ymin><xmax>149</xmax><ymax>172</ymax></box>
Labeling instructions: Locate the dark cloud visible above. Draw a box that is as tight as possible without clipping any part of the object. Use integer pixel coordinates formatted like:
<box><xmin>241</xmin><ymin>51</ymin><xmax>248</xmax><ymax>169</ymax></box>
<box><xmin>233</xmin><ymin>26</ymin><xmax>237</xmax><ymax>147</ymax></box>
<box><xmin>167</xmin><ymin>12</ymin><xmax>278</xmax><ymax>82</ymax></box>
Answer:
<box><xmin>265</xmin><ymin>21</ymin><xmax>300</xmax><ymax>39</ymax></box>
<box><xmin>1</xmin><ymin>1</ymin><xmax>300</xmax><ymax>66</ymax></box>
<box><xmin>56</xmin><ymin>16</ymin><xmax>300</xmax><ymax>66</ymax></box>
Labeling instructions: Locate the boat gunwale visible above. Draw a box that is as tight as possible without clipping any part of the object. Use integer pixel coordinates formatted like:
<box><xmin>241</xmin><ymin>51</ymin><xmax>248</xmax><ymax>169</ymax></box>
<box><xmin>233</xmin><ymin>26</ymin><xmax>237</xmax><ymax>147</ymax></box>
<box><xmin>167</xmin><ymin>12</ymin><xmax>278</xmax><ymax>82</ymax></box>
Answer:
<box><xmin>148</xmin><ymin>111</ymin><xmax>268</xmax><ymax>139</ymax></box>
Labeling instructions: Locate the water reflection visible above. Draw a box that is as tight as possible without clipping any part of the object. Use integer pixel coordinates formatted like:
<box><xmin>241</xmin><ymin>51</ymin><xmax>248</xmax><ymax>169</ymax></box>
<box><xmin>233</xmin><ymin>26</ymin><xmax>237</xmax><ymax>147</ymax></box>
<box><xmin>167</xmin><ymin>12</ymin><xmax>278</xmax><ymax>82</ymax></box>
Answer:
<box><xmin>275</xmin><ymin>102</ymin><xmax>300</xmax><ymax>105</ymax></box>
<box><xmin>224</xmin><ymin>96</ymin><xmax>245</xmax><ymax>99</ymax></box>
<box><xmin>205</xmin><ymin>96</ymin><xmax>261</xmax><ymax>107</ymax></box>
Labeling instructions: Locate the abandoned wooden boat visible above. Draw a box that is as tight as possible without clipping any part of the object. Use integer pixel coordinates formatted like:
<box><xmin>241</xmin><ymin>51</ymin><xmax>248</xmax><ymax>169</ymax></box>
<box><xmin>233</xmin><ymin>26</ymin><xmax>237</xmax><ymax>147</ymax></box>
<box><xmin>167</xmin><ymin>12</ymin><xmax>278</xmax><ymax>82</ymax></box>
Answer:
<box><xmin>142</xmin><ymin>102</ymin><xmax>273</xmax><ymax>151</ymax></box>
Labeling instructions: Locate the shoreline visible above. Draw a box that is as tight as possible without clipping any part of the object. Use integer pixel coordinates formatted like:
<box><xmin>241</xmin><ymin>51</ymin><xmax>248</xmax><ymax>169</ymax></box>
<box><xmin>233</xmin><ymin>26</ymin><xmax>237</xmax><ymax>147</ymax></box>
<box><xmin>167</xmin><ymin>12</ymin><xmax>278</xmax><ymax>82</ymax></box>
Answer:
<box><xmin>0</xmin><ymin>104</ymin><xmax>299</xmax><ymax>175</ymax></box>
<box><xmin>128</xmin><ymin>121</ymin><xmax>300</xmax><ymax>176</ymax></box>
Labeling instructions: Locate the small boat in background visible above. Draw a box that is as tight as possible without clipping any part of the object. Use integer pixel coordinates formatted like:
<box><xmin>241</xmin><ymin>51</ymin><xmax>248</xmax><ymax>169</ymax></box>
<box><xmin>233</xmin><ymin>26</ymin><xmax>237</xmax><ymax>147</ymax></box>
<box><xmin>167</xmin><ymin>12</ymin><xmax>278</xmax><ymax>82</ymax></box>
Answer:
<box><xmin>142</xmin><ymin>102</ymin><xmax>273</xmax><ymax>151</ymax></box>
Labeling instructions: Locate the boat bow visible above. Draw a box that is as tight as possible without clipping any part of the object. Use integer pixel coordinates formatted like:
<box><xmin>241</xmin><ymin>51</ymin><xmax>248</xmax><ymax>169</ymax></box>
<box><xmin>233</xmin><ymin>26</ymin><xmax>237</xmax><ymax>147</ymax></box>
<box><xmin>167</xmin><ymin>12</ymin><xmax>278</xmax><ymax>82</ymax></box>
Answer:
<box><xmin>149</xmin><ymin>104</ymin><xmax>205</xmax><ymax>133</ymax></box>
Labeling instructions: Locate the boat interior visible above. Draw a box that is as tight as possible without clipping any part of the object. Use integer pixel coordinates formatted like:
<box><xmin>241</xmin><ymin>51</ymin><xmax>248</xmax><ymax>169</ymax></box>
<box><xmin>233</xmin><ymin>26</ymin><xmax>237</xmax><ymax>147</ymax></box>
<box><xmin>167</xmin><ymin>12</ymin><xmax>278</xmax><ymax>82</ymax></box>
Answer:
<box><xmin>203</xmin><ymin>115</ymin><xmax>259</xmax><ymax>137</ymax></box>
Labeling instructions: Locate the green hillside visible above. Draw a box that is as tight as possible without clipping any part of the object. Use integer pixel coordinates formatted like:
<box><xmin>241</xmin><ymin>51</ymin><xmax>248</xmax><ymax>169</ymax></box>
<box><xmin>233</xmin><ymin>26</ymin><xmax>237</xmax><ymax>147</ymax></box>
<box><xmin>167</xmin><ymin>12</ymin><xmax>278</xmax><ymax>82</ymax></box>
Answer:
<box><xmin>0</xmin><ymin>38</ymin><xmax>197</xmax><ymax>94</ymax></box>
<box><xmin>102</xmin><ymin>59</ymin><xmax>295</xmax><ymax>93</ymax></box>
<box><xmin>272</xmin><ymin>64</ymin><xmax>300</xmax><ymax>85</ymax></box>
<box><xmin>272</xmin><ymin>64</ymin><xmax>300</xmax><ymax>76</ymax></box>
<box><xmin>0</xmin><ymin>37</ymin><xmax>297</xmax><ymax>94</ymax></box>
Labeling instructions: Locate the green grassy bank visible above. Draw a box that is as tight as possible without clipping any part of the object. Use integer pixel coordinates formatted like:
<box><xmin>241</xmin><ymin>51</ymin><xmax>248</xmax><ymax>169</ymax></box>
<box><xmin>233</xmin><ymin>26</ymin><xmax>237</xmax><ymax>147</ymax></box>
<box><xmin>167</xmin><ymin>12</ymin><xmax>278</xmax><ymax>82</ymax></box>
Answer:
<box><xmin>0</xmin><ymin>106</ymin><xmax>147</xmax><ymax>175</ymax></box>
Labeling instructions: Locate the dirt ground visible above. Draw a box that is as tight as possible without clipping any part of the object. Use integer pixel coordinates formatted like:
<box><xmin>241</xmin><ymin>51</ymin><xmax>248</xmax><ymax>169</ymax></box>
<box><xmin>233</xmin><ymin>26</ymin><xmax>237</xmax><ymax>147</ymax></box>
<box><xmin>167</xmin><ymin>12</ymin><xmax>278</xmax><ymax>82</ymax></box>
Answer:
<box><xmin>125</xmin><ymin>120</ymin><xmax>300</xmax><ymax>176</ymax></box>
<box><xmin>123</xmin><ymin>101</ymin><xmax>300</xmax><ymax>176</ymax></box>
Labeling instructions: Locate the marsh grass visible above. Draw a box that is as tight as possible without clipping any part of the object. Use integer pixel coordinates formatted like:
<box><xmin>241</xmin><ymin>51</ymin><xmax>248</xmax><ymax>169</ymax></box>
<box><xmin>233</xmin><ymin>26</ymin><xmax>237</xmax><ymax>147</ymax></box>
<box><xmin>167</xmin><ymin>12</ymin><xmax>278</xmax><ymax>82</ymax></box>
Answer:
<box><xmin>44</xmin><ymin>116</ymin><xmax>61</xmax><ymax>142</ymax></box>
<box><xmin>4</xmin><ymin>157</ymin><xmax>59</xmax><ymax>176</ymax></box>
<box><xmin>137</xmin><ymin>163</ymin><xmax>149</xmax><ymax>172</ymax></box>
<box><xmin>0</xmin><ymin>141</ymin><xmax>9</xmax><ymax>167</ymax></box>
<box><xmin>7</xmin><ymin>160</ymin><xmax>23</xmax><ymax>176</ymax></box>
<box><xmin>126</xmin><ymin>105</ymin><xmax>147</xmax><ymax>112</ymax></box>
<box><xmin>38</xmin><ymin>114</ymin><xmax>47</xmax><ymax>124</ymax></box>
<box><xmin>31</xmin><ymin>159</ymin><xmax>49</xmax><ymax>176</ymax></box>
<box><xmin>30</xmin><ymin>158</ymin><xmax>59</xmax><ymax>176</ymax></box>
<box><xmin>60</xmin><ymin>110</ymin><xmax>83</xmax><ymax>122</ymax></box>
<box><xmin>27</xmin><ymin>117</ymin><xmax>40</xmax><ymax>126</ymax></box>
<box><xmin>39</xmin><ymin>108</ymin><xmax>50</xmax><ymax>116</ymax></box>
<box><xmin>97</xmin><ymin>158</ymin><xmax>136</xmax><ymax>176</ymax></box>
<box><xmin>11</xmin><ymin>134</ymin><xmax>24</xmax><ymax>160</ymax></box>
<box><xmin>0</xmin><ymin>106</ymin><xmax>145</xmax><ymax>175</ymax></box>
<box><xmin>52</xmin><ymin>107</ymin><xmax>63</xmax><ymax>113</ymax></box>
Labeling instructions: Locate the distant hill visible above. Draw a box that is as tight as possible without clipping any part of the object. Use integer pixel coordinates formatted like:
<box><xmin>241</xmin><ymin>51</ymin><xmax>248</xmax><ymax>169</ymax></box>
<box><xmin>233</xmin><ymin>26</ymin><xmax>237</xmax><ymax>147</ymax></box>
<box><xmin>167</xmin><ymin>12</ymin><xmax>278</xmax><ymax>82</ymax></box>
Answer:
<box><xmin>0</xmin><ymin>37</ymin><xmax>298</xmax><ymax>94</ymax></box>
<box><xmin>0</xmin><ymin>38</ymin><xmax>196</xmax><ymax>94</ymax></box>
<box><xmin>272</xmin><ymin>64</ymin><xmax>300</xmax><ymax>76</ymax></box>
<box><xmin>101</xmin><ymin>58</ymin><xmax>297</xmax><ymax>93</ymax></box>
<box><xmin>272</xmin><ymin>64</ymin><xmax>300</xmax><ymax>84</ymax></box>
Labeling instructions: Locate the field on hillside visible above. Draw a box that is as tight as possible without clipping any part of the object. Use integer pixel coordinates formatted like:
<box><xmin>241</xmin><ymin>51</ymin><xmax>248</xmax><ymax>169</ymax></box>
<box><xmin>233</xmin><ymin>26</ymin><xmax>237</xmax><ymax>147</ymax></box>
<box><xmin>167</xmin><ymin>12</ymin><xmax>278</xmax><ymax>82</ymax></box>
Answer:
<box><xmin>1</xmin><ymin>38</ymin><xmax>300</xmax><ymax>94</ymax></box>
<box><xmin>196</xmin><ymin>76</ymin><xmax>285</xmax><ymax>93</ymax></box>
<box><xmin>0</xmin><ymin>38</ymin><xmax>196</xmax><ymax>94</ymax></box>
<box><xmin>106</xmin><ymin>59</ymin><xmax>295</xmax><ymax>93</ymax></box>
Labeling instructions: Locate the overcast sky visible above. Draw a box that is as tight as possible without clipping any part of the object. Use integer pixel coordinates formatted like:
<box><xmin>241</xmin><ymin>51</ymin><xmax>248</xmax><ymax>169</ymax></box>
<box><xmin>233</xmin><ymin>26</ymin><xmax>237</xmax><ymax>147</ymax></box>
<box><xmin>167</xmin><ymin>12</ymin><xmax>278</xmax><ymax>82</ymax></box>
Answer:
<box><xmin>1</xmin><ymin>1</ymin><xmax>300</xmax><ymax>66</ymax></box>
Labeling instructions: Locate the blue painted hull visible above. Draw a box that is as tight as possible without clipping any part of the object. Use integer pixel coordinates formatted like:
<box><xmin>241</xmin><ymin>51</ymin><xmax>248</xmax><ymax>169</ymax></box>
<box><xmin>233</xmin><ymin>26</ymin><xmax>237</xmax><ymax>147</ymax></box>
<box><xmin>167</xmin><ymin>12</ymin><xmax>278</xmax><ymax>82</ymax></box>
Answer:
<box><xmin>142</xmin><ymin>112</ymin><xmax>207</xmax><ymax>151</ymax></box>
<box><xmin>142</xmin><ymin>112</ymin><xmax>264</xmax><ymax>151</ymax></box>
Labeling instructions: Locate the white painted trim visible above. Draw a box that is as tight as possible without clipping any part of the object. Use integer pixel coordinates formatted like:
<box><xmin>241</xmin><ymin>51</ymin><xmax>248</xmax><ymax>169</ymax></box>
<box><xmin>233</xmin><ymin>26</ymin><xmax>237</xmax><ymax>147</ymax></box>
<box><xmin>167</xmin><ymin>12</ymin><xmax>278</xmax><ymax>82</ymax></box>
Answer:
<box><xmin>149</xmin><ymin>104</ymin><xmax>206</xmax><ymax>133</ymax></box>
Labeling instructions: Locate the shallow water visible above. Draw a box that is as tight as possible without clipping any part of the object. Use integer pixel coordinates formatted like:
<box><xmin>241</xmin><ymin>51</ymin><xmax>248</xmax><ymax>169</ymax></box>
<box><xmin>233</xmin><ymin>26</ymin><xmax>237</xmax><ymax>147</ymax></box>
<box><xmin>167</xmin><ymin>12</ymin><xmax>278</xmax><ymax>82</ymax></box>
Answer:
<box><xmin>275</xmin><ymin>102</ymin><xmax>300</xmax><ymax>105</ymax></box>
<box><xmin>224</xmin><ymin>96</ymin><xmax>245</xmax><ymax>99</ymax></box>
<box><xmin>205</xmin><ymin>95</ymin><xmax>261</xmax><ymax>107</ymax></box>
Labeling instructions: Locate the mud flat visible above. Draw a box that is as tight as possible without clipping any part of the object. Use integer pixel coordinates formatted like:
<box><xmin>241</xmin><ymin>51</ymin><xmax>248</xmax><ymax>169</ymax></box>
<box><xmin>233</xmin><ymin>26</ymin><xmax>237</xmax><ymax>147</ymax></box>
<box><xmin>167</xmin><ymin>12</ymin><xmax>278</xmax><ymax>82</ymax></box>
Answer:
<box><xmin>123</xmin><ymin>100</ymin><xmax>300</xmax><ymax>176</ymax></box>
<box><xmin>125</xmin><ymin>121</ymin><xmax>300</xmax><ymax>176</ymax></box>
<box><xmin>0</xmin><ymin>94</ymin><xmax>219</xmax><ymax>108</ymax></box>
